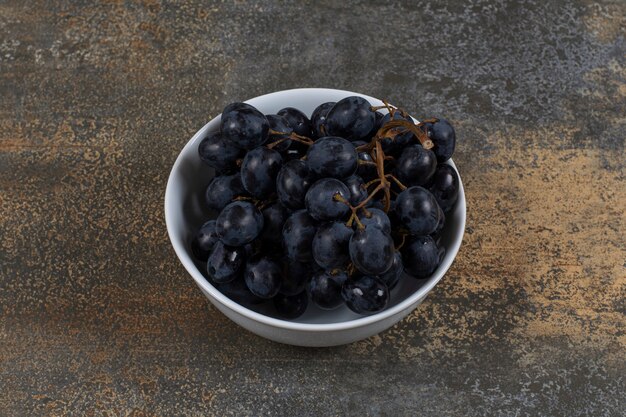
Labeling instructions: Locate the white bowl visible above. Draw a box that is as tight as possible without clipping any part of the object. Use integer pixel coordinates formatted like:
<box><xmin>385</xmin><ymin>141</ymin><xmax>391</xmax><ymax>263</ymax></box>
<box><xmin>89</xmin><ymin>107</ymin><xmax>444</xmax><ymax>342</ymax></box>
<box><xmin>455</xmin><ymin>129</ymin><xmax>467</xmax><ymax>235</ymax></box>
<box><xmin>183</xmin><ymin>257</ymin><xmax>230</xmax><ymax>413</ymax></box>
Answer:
<box><xmin>165</xmin><ymin>88</ymin><xmax>466</xmax><ymax>347</ymax></box>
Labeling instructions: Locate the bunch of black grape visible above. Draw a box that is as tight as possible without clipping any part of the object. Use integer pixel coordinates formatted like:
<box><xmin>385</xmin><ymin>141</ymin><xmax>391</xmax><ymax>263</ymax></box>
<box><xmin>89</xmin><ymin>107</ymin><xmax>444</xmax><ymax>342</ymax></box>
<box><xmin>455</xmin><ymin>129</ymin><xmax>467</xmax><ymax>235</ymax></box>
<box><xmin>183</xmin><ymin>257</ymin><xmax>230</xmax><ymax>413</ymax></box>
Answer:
<box><xmin>191</xmin><ymin>97</ymin><xmax>459</xmax><ymax>319</ymax></box>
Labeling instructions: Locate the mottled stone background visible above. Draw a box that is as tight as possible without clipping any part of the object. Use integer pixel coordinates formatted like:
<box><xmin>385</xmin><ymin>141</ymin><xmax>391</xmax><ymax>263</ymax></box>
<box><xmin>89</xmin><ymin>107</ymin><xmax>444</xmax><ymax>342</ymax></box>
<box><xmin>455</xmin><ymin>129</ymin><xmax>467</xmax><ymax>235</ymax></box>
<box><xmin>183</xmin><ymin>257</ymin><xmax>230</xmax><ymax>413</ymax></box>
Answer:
<box><xmin>1</xmin><ymin>0</ymin><xmax>624</xmax><ymax>416</ymax></box>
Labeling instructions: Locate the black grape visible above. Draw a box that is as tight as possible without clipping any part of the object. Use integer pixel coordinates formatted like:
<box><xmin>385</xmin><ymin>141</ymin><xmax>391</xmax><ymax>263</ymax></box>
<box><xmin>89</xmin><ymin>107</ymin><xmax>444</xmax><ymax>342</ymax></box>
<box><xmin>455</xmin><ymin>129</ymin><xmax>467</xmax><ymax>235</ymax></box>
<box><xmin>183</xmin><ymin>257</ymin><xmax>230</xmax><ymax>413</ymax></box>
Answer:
<box><xmin>357</xmin><ymin>208</ymin><xmax>391</xmax><ymax>235</ymax></box>
<box><xmin>395</xmin><ymin>145</ymin><xmax>437</xmax><ymax>187</ymax></box>
<box><xmin>240</xmin><ymin>147</ymin><xmax>283</xmax><ymax>199</ymax></box>
<box><xmin>325</xmin><ymin>96</ymin><xmax>376</xmax><ymax>141</ymax></box>
<box><xmin>277</xmin><ymin>107</ymin><xmax>312</xmax><ymax>137</ymax></box>
<box><xmin>214</xmin><ymin>276</ymin><xmax>264</xmax><ymax>306</ymax></box>
<box><xmin>207</xmin><ymin>241</ymin><xmax>246</xmax><ymax>284</ymax></box>
<box><xmin>282</xmin><ymin>210</ymin><xmax>317</xmax><ymax>262</ymax></box>
<box><xmin>308</xmin><ymin>270</ymin><xmax>348</xmax><ymax>310</ymax></box>
<box><xmin>377</xmin><ymin>251</ymin><xmax>403</xmax><ymax>290</ymax></box>
<box><xmin>305</xmin><ymin>178</ymin><xmax>351</xmax><ymax>221</ymax></box>
<box><xmin>205</xmin><ymin>173</ymin><xmax>247</xmax><ymax>212</ymax></box>
<box><xmin>276</xmin><ymin>160</ymin><xmax>314</xmax><ymax>210</ymax></box>
<box><xmin>349</xmin><ymin>226</ymin><xmax>395</xmax><ymax>275</ymax></box>
<box><xmin>342</xmin><ymin>275</ymin><xmax>389</xmax><ymax>315</ymax></box>
<box><xmin>274</xmin><ymin>291</ymin><xmax>308</xmax><ymax>319</ymax></box>
<box><xmin>310</xmin><ymin>101</ymin><xmax>335</xmax><ymax>138</ymax></box>
<box><xmin>306</xmin><ymin>136</ymin><xmax>358</xmax><ymax>179</ymax></box>
<box><xmin>280</xmin><ymin>259</ymin><xmax>316</xmax><ymax>296</ymax></box>
<box><xmin>343</xmin><ymin>175</ymin><xmax>368</xmax><ymax>205</ymax></box>
<box><xmin>266</xmin><ymin>114</ymin><xmax>293</xmax><ymax>152</ymax></box>
<box><xmin>216</xmin><ymin>201</ymin><xmax>264</xmax><ymax>246</ymax></box>
<box><xmin>261</xmin><ymin>202</ymin><xmax>290</xmax><ymax>244</ymax></box>
<box><xmin>394</xmin><ymin>186</ymin><xmax>441</xmax><ymax>236</ymax></box>
<box><xmin>312</xmin><ymin>222</ymin><xmax>353</xmax><ymax>269</ymax></box>
<box><xmin>424</xmin><ymin>118</ymin><xmax>456</xmax><ymax>162</ymax></box>
<box><xmin>191</xmin><ymin>220</ymin><xmax>219</xmax><ymax>262</ymax></box>
<box><xmin>221</xmin><ymin>103</ymin><xmax>269</xmax><ymax>150</ymax></box>
<box><xmin>244</xmin><ymin>256</ymin><xmax>282</xmax><ymax>299</ymax></box>
<box><xmin>430</xmin><ymin>164</ymin><xmax>459</xmax><ymax>213</ymax></box>
<box><xmin>402</xmin><ymin>235</ymin><xmax>440</xmax><ymax>278</ymax></box>
<box><xmin>198</xmin><ymin>131</ymin><xmax>243</xmax><ymax>173</ymax></box>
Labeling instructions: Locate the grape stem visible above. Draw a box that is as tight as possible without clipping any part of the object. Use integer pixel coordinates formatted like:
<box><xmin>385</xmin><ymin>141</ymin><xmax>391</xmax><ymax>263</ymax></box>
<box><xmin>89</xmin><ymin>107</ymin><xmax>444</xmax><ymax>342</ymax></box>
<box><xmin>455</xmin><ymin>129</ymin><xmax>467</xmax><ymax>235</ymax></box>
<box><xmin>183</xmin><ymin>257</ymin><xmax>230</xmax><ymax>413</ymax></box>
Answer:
<box><xmin>266</xmin><ymin>130</ymin><xmax>315</xmax><ymax>149</ymax></box>
<box><xmin>395</xmin><ymin>233</ymin><xmax>407</xmax><ymax>251</ymax></box>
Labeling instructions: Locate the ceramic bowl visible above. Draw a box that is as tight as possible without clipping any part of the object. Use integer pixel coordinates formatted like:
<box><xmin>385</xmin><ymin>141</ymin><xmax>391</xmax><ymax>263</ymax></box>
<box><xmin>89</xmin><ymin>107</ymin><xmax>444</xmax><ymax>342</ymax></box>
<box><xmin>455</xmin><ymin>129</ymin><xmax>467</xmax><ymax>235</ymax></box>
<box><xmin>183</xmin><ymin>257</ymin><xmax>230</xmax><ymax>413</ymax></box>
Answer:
<box><xmin>165</xmin><ymin>88</ymin><xmax>466</xmax><ymax>347</ymax></box>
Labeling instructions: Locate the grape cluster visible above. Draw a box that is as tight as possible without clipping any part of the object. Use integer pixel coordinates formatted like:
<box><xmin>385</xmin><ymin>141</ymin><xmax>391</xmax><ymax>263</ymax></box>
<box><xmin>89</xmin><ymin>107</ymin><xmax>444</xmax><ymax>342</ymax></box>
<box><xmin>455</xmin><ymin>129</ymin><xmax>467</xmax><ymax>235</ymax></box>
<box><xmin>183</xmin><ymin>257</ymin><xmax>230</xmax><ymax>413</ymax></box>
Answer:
<box><xmin>191</xmin><ymin>96</ymin><xmax>459</xmax><ymax>319</ymax></box>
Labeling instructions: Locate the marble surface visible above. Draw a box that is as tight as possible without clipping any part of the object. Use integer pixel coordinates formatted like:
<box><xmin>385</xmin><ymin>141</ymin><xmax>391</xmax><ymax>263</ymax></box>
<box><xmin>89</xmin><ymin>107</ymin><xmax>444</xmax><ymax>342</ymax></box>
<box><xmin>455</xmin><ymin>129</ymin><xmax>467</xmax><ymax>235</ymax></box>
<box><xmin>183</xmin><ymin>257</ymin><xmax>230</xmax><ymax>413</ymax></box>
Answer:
<box><xmin>1</xmin><ymin>1</ymin><xmax>624</xmax><ymax>415</ymax></box>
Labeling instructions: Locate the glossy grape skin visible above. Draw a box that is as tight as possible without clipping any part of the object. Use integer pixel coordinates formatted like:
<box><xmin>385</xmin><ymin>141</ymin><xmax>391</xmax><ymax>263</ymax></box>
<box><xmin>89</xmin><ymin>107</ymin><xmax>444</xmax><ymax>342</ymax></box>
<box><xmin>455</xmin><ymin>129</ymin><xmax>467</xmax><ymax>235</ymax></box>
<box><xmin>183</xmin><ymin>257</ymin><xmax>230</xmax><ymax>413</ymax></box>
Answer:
<box><xmin>216</xmin><ymin>201</ymin><xmax>264</xmax><ymax>246</ymax></box>
<box><xmin>261</xmin><ymin>202</ymin><xmax>289</xmax><ymax>244</ymax></box>
<box><xmin>394</xmin><ymin>186</ymin><xmax>441</xmax><ymax>236</ymax></box>
<box><xmin>377</xmin><ymin>251</ymin><xmax>403</xmax><ymax>290</ymax></box>
<box><xmin>308</xmin><ymin>270</ymin><xmax>348</xmax><ymax>310</ymax></box>
<box><xmin>312</xmin><ymin>222</ymin><xmax>353</xmax><ymax>269</ymax></box>
<box><xmin>349</xmin><ymin>226</ymin><xmax>395</xmax><ymax>275</ymax></box>
<box><xmin>344</xmin><ymin>175</ymin><xmax>368</xmax><ymax>205</ymax></box>
<box><xmin>425</xmin><ymin>118</ymin><xmax>456</xmax><ymax>162</ymax></box>
<box><xmin>244</xmin><ymin>256</ymin><xmax>282</xmax><ymax>299</ymax></box>
<box><xmin>215</xmin><ymin>276</ymin><xmax>264</xmax><ymax>306</ymax></box>
<box><xmin>325</xmin><ymin>96</ymin><xmax>376</xmax><ymax>141</ymax></box>
<box><xmin>280</xmin><ymin>259</ymin><xmax>315</xmax><ymax>296</ymax></box>
<box><xmin>357</xmin><ymin>208</ymin><xmax>391</xmax><ymax>235</ymax></box>
<box><xmin>310</xmin><ymin>102</ymin><xmax>335</xmax><ymax>138</ymax></box>
<box><xmin>402</xmin><ymin>235</ymin><xmax>440</xmax><ymax>278</ymax></box>
<box><xmin>276</xmin><ymin>160</ymin><xmax>314</xmax><ymax>210</ymax></box>
<box><xmin>198</xmin><ymin>131</ymin><xmax>243</xmax><ymax>173</ymax></box>
<box><xmin>305</xmin><ymin>178</ymin><xmax>351</xmax><ymax>221</ymax></box>
<box><xmin>395</xmin><ymin>145</ymin><xmax>437</xmax><ymax>187</ymax></box>
<box><xmin>266</xmin><ymin>114</ymin><xmax>293</xmax><ymax>152</ymax></box>
<box><xmin>306</xmin><ymin>136</ymin><xmax>358</xmax><ymax>179</ymax></box>
<box><xmin>221</xmin><ymin>104</ymin><xmax>269</xmax><ymax>150</ymax></box>
<box><xmin>240</xmin><ymin>147</ymin><xmax>283</xmax><ymax>199</ymax></box>
<box><xmin>380</xmin><ymin>112</ymin><xmax>414</xmax><ymax>155</ymax></box>
<box><xmin>207</xmin><ymin>241</ymin><xmax>246</xmax><ymax>284</ymax></box>
<box><xmin>282</xmin><ymin>210</ymin><xmax>317</xmax><ymax>262</ymax></box>
<box><xmin>191</xmin><ymin>220</ymin><xmax>219</xmax><ymax>262</ymax></box>
<box><xmin>342</xmin><ymin>275</ymin><xmax>389</xmax><ymax>315</ymax></box>
<box><xmin>430</xmin><ymin>164</ymin><xmax>459</xmax><ymax>213</ymax></box>
<box><xmin>205</xmin><ymin>174</ymin><xmax>247</xmax><ymax>212</ymax></box>
<box><xmin>277</xmin><ymin>107</ymin><xmax>312</xmax><ymax>137</ymax></box>
<box><xmin>273</xmin><ymin>291</ymin><xmax>308</xmax><ymax>319</ymax></box>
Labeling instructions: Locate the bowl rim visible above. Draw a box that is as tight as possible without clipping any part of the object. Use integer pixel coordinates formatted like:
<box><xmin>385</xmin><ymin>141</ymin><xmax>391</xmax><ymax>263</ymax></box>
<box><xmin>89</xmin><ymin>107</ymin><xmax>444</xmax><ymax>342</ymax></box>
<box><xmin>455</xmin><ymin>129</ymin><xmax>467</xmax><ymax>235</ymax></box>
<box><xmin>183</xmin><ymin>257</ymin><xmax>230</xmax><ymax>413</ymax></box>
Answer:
<box><xmin>165</xmin><ymin>87</ymin><xmax>466</xmax><ymax>332</ymax></box>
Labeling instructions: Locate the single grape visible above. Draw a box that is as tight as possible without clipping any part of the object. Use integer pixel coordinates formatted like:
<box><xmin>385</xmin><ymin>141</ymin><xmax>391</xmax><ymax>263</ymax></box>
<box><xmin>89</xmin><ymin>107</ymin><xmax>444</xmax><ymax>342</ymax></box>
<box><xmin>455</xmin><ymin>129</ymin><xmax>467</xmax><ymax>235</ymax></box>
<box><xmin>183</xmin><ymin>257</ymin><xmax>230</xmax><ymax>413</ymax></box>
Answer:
<box><xmin>221</xmin><ymin>103</ymin><xmax>269</xmax><ymax>150</ymax></box>
<box><xmin>276</xmin><ymin>160</ymin><xmax>314</xmax><ymax>210</ymax></box>
<box><xmin>377</xmin><ymin>251</ymin><xmax>403</xmax><ymax>290</ymax></box>
<box><xmin>240</xmin><ymin>147</ymin><xmax>283</xmax><ymax>199</ymax></box>
<box><xmin>191</xmin><ymin>220</ymin><xmax>219</xmax><ymax>262</ymax></box>
<box><xmin>395</xmin><ymin>145</ymin><xmax>437</xmax><ymax>187</ymax></box>
<box><xmin>343</xmin><ymin>175</ymin><xmax>368</xmax><ymax>205</ymax></box>
<box><xmin>214</xmin><ymin>276</ymin><xmax>264</xmax><ymax>306</ymax></box>
<box><xmin>349</xmin><ymin>226</ymin><xmax>395</xmax><ymax>275</ymax></box>
<box><xmin>310</xmin><ymin>101</ymin><xmax>336</xmax><ymax>138</ymax></box>
<box><xmin>308</xmin><ymin>270</ymin><xmax>348</xmax><ymax>310</ymax></box>
<box><xmin>279</xmin><ymin>259</ymin><xmax>315</xmax><ymax>296</ymax></box>
<box><xmin>223</xmin><ymin>102</ymin><xmax>255</xmax><ymax>114</ymax></box>
<box><xmin>402</xmin><ymin>235</ymin><xmax>440</xmax><ymax>278</ymax></box>
<box><xmin>216</xmin><ymin>201</ymin><xmax>264</xmax><ymax>246</ymax></box>
<box><xmin>204</xmin><ymin>173</ymin><xmax>247</xmax><ymax>212</ymax></box>
<box><xmin>325</xmin><ymin>96</ymin><xmax>376</xmax><ymax>141</ymax></box>
<box><xmin>244</xmin><ymin>256</ymin><xmax>282</xmax><ymax>299</ymax></box>
<box><xmin>207</xmin><ymin>241</ymin><xmax>246</xmax><ymax>283</ymax></box>
<box><xmin>357</xmin><ymin>208</ymin><xmax>391</xmax><ymax>235</ymax></box>
<box><xmin>341</xmin><ymin>275</ymin><xmax>389</xmax><ymax>315</ymax></box>
<box><xmin>429</xmin><ymin>164</ymin><xmax>459</xmax><ymax>213</ymax></box>
<box><xmin>305</xmin><ymin>178</ymin><xmax>351</xmax><ymax>221</ymax></box>
<box><xmin>198</xmin><ymin>131</ymin><xmax>243</xmax><ymax>173</ymax></box>
<box><xmin>306</xmin><ymin>136</ymin><xmax>358</xmax><ymax>179</ymax></box>
<box><xmin>277</xmin><ymin>107</ymin><xmax>312</xmax><ymax>137</ymax></box>
<box><xmin>282</xmin><ymin>210</ymin><xmax>317</xmax><ymax>262</ymax></box>
<box><xmin>261</xmin><ymin>202</ymin><xmax>289</xmax><ymax>244</ymax></box>
<box><xmin>266</xmin><ymin>114</ymin><xmax>293</xmax><ymax>152</ymax></box>
<box><xmin>424</xmin><ymin>118</ymin><xmax>456</xmax><ymax>162</ymax></box>
<box><xmin>273</xmin><ymin>291</ymin><xmax>308</xmax><ymax>319</ymax></box>
<box><xmin>394</xmin><ymin>186</ymin><xmax>441</xmax><ymax>236</ymax></box>
<box><xmin>312</xmin><ymin>222</ymin><xmax>353</xmax><ymax>269</ymax></box>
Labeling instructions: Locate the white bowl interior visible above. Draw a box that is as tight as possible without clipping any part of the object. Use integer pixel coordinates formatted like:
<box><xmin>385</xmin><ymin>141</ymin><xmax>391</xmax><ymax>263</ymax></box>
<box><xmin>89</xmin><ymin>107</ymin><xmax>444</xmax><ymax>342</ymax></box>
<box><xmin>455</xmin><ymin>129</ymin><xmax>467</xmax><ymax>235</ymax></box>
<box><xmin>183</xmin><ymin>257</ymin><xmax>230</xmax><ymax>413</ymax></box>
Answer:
<box><xmin>165</xmin><ymin>88</ymin><xmax>465</xmax><ymax>330</ymax></box>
